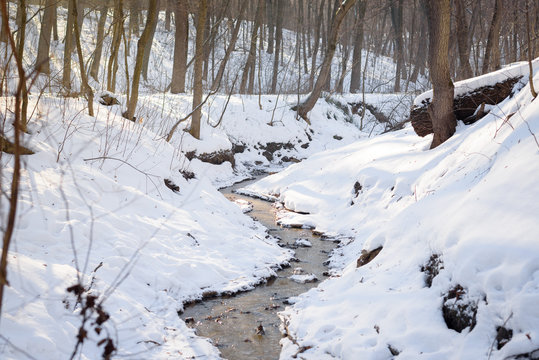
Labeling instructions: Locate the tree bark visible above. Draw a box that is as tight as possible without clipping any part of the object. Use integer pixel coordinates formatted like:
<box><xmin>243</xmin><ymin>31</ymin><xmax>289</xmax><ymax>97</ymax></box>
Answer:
<box><xmin>90</xmin><ymin>4</ymin><xmax>107</xmax><ymax>81</ymax></box>
<box><xmin>16</xmin><ymin>0</ymin><xmax>28</xmax><ymax>132</ymax></box>
<box><xmin>190</xmin><ymin>0</ymin><xmax>207</xmax><ymax>139</ymax></box>
<box><xmin>72</xmin><ymin>0</ymin><xmax>94</xmax><ymax>116</ymax></box>
<box><xmin>350</xmin><ymin>0</ymin><xmax>366</xmax><ymax>93</ymax></box>
<box><xmin>424</xmin><ymin>0</ymin><xmax>456</xmax><ymax>149</ymax></box>
<box><xmin>296</xmin><ymin>0</ymin><xmax>358</xmax><ymax>122</ymax></box>
<box><xmin>142</xmin><ymin>0</ymin><xmax>160</xmax><ymax>81</ymax></box>
<box><xmin>211</xmin><ymin>1</ymin><xmax>246</xmax><ymax>92</ymax></box>
<box><xmin>271</xmin><ymin>0</ymin><xmax>284</xmax><ymax>93</ymax></box>
<box><xmin>126</xmin><ymin>0</ymin><xmax>158</xmax><ymax>120</ymax></box>
<box><xmin>240</xmin><ymin>0</ymin><xmax>263</xmax><ymax>94</ymax></box>
<box><xmin>107</xmin><ymin>0</ymin><xmax>123</xmax><ymax>93</ymax></box>
<box><xmin>310</xmin><ymin>0</ymin><xmax>325</xmax><ymax>91</ymax></box>
<box><xmin>267</xmin><ymin>0</ymin><xmax>274</xmax><ymax>54</ymax></box>
<box><xmin>36</xmin><ymin>0</ymin><xmax>55</xmax><ymax>74</ymax></box>
<box><xmin>389</xmin><ymin>0</ymin><xmax>405</xmax><ymax>92</ymax></box>
<box><xmin>482</xmin><ymin>0</ymin><xmax>502</xmax><ymax>74</ymax></box>
<box><xmin>454</xmin><ymin>0</ymin><xmax>473</xmax><ymax>80</ymax></box>
<box><xmin>62</xmin><ymin>0</ymin><xmax>75</xmax><ymax>91</ymax></box>
<box><xmin>171</xmin><ymin>0</ymin><xmax>188</xmax><ymax>93</ymax></box>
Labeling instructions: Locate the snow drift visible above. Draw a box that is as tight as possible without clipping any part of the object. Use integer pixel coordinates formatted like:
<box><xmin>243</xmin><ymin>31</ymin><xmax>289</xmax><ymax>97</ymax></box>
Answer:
<box><xmin>245</xmin><ymin>62</ymin><xmax>539</xmax><ymax>359</ymax></box>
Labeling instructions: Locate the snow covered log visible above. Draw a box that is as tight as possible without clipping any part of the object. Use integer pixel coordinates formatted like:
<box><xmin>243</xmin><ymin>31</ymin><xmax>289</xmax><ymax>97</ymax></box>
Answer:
<box><xmin>410</xmin><ymin>76</ymin><xmax>522</xmax><ymax>137</ymax></box>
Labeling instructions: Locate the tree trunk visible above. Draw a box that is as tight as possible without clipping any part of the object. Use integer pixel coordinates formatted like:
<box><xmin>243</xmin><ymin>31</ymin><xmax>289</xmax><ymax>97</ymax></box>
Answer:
<box><xmin>72</xmin><ymin>0</ymin><xmax>94</xmax><ymax>116</ymax></box>
<box><xmin>0</xmin><ymin>4</ymin><xmax>6</xmax><ymax>43</ymax></box>
<box><xmin>142</xmin><ymin>0</ymin><xmax>160</xmax><ymax>81</ymax></box>
<box><xmin>455</xmin><ymin>0</ymin><xmax>473</xmax><ymax>80</ymax></box>
<box><xmin>107</xmin><ymin>0</ymin><xmax>123</xmax><ymax>92</ymax></box>
<box><xmin>190</xmin><ymin>0</ymin><xmax>207</xmax><ymax>139</ymax></box>
<box><xmin>89</xmin><ymin>4</ymin><xmax>107</xmax><ymax>81</ymax></box>
<box><xmin>409</xmin><ymin>7</ymin><xmax>427</xmax><ymax>82</ymax></box>
<box><xmin>240</xmin><ymin>0</ymin><xmax>263</xmax><ymax>94</ymax></box>
<box><xmin>165</xmin><ymin>0</ymin><xmax>172</xmax><ymax>31</ymax></box>
<box><xmin>171</xmin><ymin>0</ymin><xmax>188</xmax><ymax>93</ymax></box>
<box><xmin>271</xmin><ymin>0</ymin><xmax>284</xmax><ymax>93</ymax></box>
<box><xmin>297</xmin><ymin>0</ymin><xmax>358</xmax><ymax>122</ymax></box>
<box><xmin>62</xmin><ymin>0</ymin><xmax>75</xmax><ymax>91</ymax></box>
<box><xmin>482</xmin><ymin>0</ymin><xmax>502</xmax><ymax>74</ymax></box>
<box><xmin>36</xmin><ymin>0</ymin><xmax>55</xmax><ymax>74</ymax></box>
<box><xmin>130</xmin><ymin>0</ymin><xmax>140</xmax><ymax>37</ymax></box>
<box><xmin>350</xmin><ymin>0</ymin><xmax>366</xmax><ymax>93</ymax></box>
<box><xmin>390</xmin><ymin>0</ymin><xmax>405</xmax><ymax>92</ymax></box>
<box><xmin>15</xmin><ymin>0</ymin><xmax>28</xmax><ymax>132</ymax></box>
<box><xmin>211</xmin><ymin>2</ymin><xmax>246</xmax><ymax>92</ymax></box>
<box><xmin>126</xmin><ymin>0</ymin><xmax>158</xmax><ymax>120</ymax></box>
<box><xmin>424</xmin><ymin>0</ymin><xmax>456</xmax><ymax>149</ymax></box>
<box><xmin>267</xmin><ymin>0</ymin><xmax>274</xmax><ymax>54</ymax></box>
<box><xmin>310</xmin><ymin>0</ymin><xmax>325</xmax><ymax>90</ymax></box>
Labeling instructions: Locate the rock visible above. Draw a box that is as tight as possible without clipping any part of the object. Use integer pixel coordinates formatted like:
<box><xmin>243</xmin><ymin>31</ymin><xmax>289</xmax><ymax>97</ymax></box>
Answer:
<box><xmin>496</xmin><ymin>326</ymin><xmax>513</xmax><ymax>350</ymax></box>
<box><xmin>410</xmin><ymin>76</ymin><xmax>522</xmax><ymax>137</ymax></box>
<box><xmin>294</xmin><ymin>238</ymin><xmax>312</xmax><ymax>247</ymax></box>
<box><xmin>356</xmin><ymin>246</ymin><xmax>383</xmax><ymax>268</ymax></box>
<box><xmin>164</xmin><ymin>178</ymin><xmax>180</xmax><ymax>192</ymax></box>
<box><xmin>186</xmin><ymin>150</ymin><xmax>235</xmax><ymax>167</ymax></box>
<box><xmin>289</xmin><ymin>274</ymin><xmax>318</xmax><ymax>283</ymax></box>
<box><xmin>255</xmin><ymin>324</ymin><xmax>265</xmax><ymax>335</ymax></box>
<box><xmin>179</xmin><ymin>169</ymin><xmax>195</xmax><ymax>180</ymax></box>
<box><xmin>333</xmin><ymin>135</ymin><xmax>343</xmax><ymax>140</ymax></box>
<box><xmin>420</xmin><ymin>254</ymin><xmax>444</xmax><ymax>288</ymax></box>
<box><xmin>184</xmin><ymin>317</ymin><xmax>195</xmax><ymax>326</ymax></box>
<box><xmin>442</xmin><ymin>284</ymin><xmax>478</xmax><ymax>333</ymax></box>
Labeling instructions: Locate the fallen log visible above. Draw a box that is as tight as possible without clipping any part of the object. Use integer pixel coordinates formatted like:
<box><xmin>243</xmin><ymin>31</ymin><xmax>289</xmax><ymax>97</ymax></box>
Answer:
<box><xmin>1</xmin><ymin>135</ymin><xmax>34</xmax><ymax>155</ymax></box>
<box><xmin>410</xmin><ymin>76</ymin><xmax>522</xmax><ymax>137</ymax></box>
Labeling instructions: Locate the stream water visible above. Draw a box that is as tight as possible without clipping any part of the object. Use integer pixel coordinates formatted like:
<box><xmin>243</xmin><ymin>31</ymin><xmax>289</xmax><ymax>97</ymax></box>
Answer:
<box><xmin>180</xmin><ymin>178</ymin><xmax>337</xmax><ymax>360</ymax></box>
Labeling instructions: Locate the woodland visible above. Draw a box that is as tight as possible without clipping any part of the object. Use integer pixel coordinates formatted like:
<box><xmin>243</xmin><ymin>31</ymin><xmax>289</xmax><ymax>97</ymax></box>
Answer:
<box><xmin>0</xmin><ymin>0</ymin><xmax>539</xmax><ymax>359</ymax></box>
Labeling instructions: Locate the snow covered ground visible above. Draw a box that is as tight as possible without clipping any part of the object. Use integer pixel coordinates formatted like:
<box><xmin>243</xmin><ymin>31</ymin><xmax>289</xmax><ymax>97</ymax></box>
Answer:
<box><xmin>3</xmin><ymin>3</ymin><xmax>538</xmax><ymax>360</ymax></box>
<box><xmin>244</xmin><ymin>62</ymin><xmax>539</xmax><ymax>359</ymax></box>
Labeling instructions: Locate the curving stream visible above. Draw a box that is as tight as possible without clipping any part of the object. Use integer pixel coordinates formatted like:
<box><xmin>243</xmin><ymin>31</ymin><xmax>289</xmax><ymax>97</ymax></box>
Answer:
<box><xmin>180</xmin><ymin>178</ymin><xmax>338</xmax><ymax>360</ymax></box>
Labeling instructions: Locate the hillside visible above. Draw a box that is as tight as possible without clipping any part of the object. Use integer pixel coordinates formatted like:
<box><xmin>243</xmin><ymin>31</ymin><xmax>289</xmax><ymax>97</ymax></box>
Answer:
<box><xmin>244</xmin><ymin>61</ymin><xmax>539</xmax><ymax>359</ymax></box>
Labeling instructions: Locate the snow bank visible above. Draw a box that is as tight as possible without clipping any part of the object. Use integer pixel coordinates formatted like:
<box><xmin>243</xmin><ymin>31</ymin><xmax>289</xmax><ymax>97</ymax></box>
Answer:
<box><xmin>414</xmin><ymin>60</ymin><xmax>539</xmax><ymax>106</ymax></box>
<box><xmin>245</xmin><ymin>63</ymin><xmax>539</xmax><ymax>359</ymax></box>
<box><xmin>0</xmin><ymin>96</ymin><xmax>296</xmax><ymax>359</ymax></box>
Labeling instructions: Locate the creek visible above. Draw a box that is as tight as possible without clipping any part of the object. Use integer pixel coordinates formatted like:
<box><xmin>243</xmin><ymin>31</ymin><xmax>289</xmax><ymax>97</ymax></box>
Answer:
<box><xmin>180</xmin><ymin>178</ymin><xmax>337</xmax><ymax>360</ymax></box>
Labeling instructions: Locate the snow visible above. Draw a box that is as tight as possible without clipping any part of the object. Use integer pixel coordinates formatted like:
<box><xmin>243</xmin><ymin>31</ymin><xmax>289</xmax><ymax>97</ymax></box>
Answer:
<box><xmin>289</xmin><ymin>274</ymin><xmax>318</xmax><ymax>284</ymax></box>
<box><xmin>244</xmin><ymin>62</ymin><xmax>539</xmax><ymax>359</ymax></box>
<box><xmin>2</xmin><ymin>2</ymin><xmax>538</xmax><ymax>359</ymax></box>
<box><xmin>413</xmin><ymin>60</ymin><xmax>539</xmax><ymax>106</ymax></box>
<box><xmin>294</xmin><ymin>238</ymin><xmax>312</xmax><ymax>247</ymax></box>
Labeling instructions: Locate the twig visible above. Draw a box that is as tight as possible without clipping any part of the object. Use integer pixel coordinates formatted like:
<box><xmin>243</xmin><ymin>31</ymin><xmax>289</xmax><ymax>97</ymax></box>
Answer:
<box><xmin>82</xmin><ymin>156</ymin><xmax>162</xmax><ymax>199</ymax></box>
<box><xmin>165</xmin><ymin>88</ymin><xmax>218</xmax><ymax>142</ymax></box>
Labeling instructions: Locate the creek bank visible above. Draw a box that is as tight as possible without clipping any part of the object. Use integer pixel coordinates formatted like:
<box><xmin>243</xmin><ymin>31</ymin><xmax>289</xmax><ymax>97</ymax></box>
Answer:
<box><xmin>179</xmin><ymin>177</ymin><xmax>343</xmax><ymax>360</ymax></box>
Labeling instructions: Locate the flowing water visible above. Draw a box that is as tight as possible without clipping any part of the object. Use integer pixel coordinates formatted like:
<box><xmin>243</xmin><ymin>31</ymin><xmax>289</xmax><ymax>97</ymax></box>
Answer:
<box><xmin>180</xmin><ymin>178</ymin><xmax>337</xmax><ymax>360</ymax></box>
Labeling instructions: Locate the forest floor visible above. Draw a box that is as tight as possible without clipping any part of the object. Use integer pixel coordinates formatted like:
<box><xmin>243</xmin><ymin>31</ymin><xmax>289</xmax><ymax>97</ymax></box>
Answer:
<box><xmin>1</xmin><ymin>4</ymin><xmax>539</xmax><ymax>359</ymax></box>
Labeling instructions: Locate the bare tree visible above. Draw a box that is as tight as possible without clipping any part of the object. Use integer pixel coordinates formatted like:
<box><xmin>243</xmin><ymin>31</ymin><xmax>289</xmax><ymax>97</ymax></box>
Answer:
<box><xmin>296</xmin><ymin>0</ymin><xmax>358</xmax><ymax>122</ymax></box>
<box><xmin>90</xmin><ymin>4</ymin><xmax>108</xmax><ymax>81</ymax></box>
<box><xmin>125</xmin><ymin>0</ymin><xmax>159</xmax><ymax>120</ymax></box>
<box><xmin>271</xmin><ymin>0</ymin><xmax>284</xmax><ymax>93</ymax></box>
<box><xmin>142</xmin><ymin>0</ymin><xmax>160</xmax><ymax>81</ymax></box>
<box><xmin>171</xmin><ymin>0</ymin><xmax>188</xmax><ymax>93</ymax></box>
<box><xmin>424</xmin><ymin>0</ymin><xmax>456</xmax><ymax>148</ymax></box>
<box><xmin>72</xmin><ymin>0</ymin><xmax>94</xmax><ymax>116</ymax></box>
<box><xmin>350</xmin><ymin>0</ymin><xmax>366</xmax><ymax>93</ymax></box>
<box><xmin>36</xmin><ymin>0</ymin><xmax>55</xmax><ymax>74</ymax></box>
<box><xmin>454</xmin><ymin>0</ymin><xmax>473</xmax><ymax>80</ymax></box>
<box><xmin>482</xmin><ymin>0</ymin><xmax>503</xmax><ymax>74</ymax></box>
<box><xmin>240</xmin><ymin>0</ymin><xmax>263</xmax><ymax>94</ymax></box>
<box><xmin>190</xmin><ymin>0</ymin><xmax>207</xmax><ymax>139</ymax></box>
